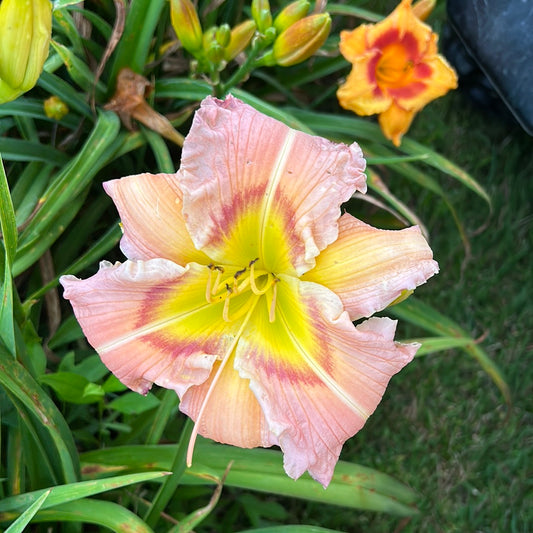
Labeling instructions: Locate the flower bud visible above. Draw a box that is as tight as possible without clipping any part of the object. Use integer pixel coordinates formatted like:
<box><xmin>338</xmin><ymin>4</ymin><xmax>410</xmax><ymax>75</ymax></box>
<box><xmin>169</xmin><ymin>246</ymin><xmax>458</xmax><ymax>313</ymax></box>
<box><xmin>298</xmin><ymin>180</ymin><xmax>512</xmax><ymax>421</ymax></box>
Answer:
<box><xmin>273</xmin><ymin>0</ymin><xmax>310</xmax><ymax>33</ymax></box>
<box><xmin>170</xmin><ymin>0</ymin><xmax>203</xmax><ymax>53</ymax></box>
<box><xmin>44</xmin><ymin>95</ymin><xmax>69</xmax><ymax>121</ymax></box>
<box><xmin>216</xmin><ymin>24</ymin><xmax>231</xmax><ymax>48</ymax></box>
<box><xmin>412</xmin><ymin>0</ymin><xmax>436</xmax><ymax>21</ymax></box>
<box><xmin>273</xmin><ymin>13</ymin><xmax>331</xmax><ymax>67</ymax></box>
<box><xmin>0</xmin><ymin>0</ymin><xmax>52</xmax><ymax>104</ymax></box>
<box><xmin>224</xmin><ymin>20</ymin><xmax>256</xmax><ymax>61</ymax></box>
<box><xmin>251</xmin><ymin>0</ymin><xmax>272</xmax><ymax>33</ymax></box>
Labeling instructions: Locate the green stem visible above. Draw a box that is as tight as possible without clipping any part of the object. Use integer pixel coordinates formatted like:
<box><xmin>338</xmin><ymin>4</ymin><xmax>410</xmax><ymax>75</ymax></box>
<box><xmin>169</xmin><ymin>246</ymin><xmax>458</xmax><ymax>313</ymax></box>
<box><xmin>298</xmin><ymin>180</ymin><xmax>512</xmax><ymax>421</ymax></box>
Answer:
<box><xmin>219</xmin><ymin>40</ymin><xmax>266</xmax><ymax>95</ymax></box>
<box><xmin>143</xmin><ymin>417</ymin><xmax>193</xmax><ymax>528</ymax></box>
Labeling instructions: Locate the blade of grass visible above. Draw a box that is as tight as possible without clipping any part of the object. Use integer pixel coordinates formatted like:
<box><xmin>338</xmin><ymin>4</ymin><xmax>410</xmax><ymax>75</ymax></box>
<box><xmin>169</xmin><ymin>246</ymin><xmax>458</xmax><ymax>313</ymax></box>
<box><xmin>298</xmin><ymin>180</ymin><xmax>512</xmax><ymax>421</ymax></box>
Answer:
<box><xmin>0</xmin><ymin>472</ymin><xmax>170</xmax><ymax>513</ymax></box>
<box><xmin>0</xmin><ymin>138</ymin><xmax>70</xmax><ymax>166</ymax></box>
<box><xmin>0</xmin><ymin>345</ymin><xmax>80</xmax><ymax>483</ymax></box>
<box><xmin>390</xmin><ymin>297</ymin><xmax>511</xmax><ymax>405</ymax></box>
<box><xmin>406</xmin><ymin>336</ymin><xmax>476</xmax><ymax>356</ymax></box>
<box><xmin>50</xmin><ymin>41</ymin><xmax>107</xmax><ymax>102</ymax></box>
<box><xmin>238</xmin><ymin>527</ymin><xmax>344</xmax><ymax>533</ymax></box>
<box><xmin>289</xmin><ymin>108</ymin><xmax>491</xmax><ymax>206</ymax></box>
<box><xmin>0</xmin><ymin>155</ymin><xmax>17</xmax><ymax>355</ymax></box>
<box><xmin>327</xmin><ymin>3</ymin><xmax>382</xmax><ymax>22</ymax></box>
<box><xmin>143</xmin><ymin>419</ymin><xmax>193</xmax><ymax>528</ymax></box>
<box><xmin>4</xmin><ymin>490</ymin><xmax>50</xmax><ymax>533</ymax></box>
<box><xmin>0</xmin><ymin>99</ymin><xmax>79</xmax><ymax>129</ymax></box>
<box><xmin>80</xmin><ymin>441</ymin><xmax>418</xmax><ymax>516</ymax></box>
<box><xmin>18</xmin><ymin>110</ymin><xmax>119</xmax><ymax>246</ymax></box>
<box><xmin>109</xmin><ymin>0</ymin><xmax>166</xmax><ymax>84</ymax></box>
<box><xmin>3</xmin><ymin>499</ymin><xmax>156</xmax><ymax>532</ymax></box>
<box><xmin>38</xmin><ymin>71</ymin><xmax>93</xmax><ymax>118</ymax></box>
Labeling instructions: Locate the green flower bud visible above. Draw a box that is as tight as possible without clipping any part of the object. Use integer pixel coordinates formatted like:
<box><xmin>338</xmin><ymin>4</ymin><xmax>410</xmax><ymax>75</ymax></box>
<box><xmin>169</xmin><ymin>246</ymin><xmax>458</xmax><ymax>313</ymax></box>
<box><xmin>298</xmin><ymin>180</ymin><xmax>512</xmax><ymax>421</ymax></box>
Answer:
<box><xmin>273</xmin><ymin>12</ymin><xmax>331</xmax><ymax>66</ymax></box>
<box><xmin>251</xmin><ymin>0</ymin><xmax>272</xmax><ymax>33</ymax></box>
<box><xmin>273</xmin><ymin>0</ymin><xmax>310</xmax><ymax>33</ymax></box>
<box><xmin>0</xmin><ymin>0</ymin><xmax>52</xmax><ymax>104</ymax></box>
<box><xmin>202</xmin><ymin>26</ymin><xmax>217</xmax><ymax>51</ymax></box>
<box><xmin>224</xmin><ymin>20</ymin><xmax>256</xmax><ymax>61</ymax></box>
<box><xmin>216</xmin><ymin>24</ymin><xmax>231</xmax><ymax>48</ymax></box>
<box><xmin>44</xmin><ymin>95</ymin><xmax>69</xmax><ymax>120</ymax></box>
<box><xmin>170</xmin><ymin>0</ymin><xmax>203</xmax><ymax>53</ymax></box>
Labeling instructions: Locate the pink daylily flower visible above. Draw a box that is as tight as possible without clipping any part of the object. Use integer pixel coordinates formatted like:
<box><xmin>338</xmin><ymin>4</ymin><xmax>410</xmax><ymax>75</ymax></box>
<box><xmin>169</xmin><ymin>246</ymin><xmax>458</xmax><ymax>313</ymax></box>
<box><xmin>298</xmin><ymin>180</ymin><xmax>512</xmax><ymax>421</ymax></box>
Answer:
<box><xmin>61</xmin><ymin>95</ymin><xmax>438</xmax><ymax>487</ymax></box>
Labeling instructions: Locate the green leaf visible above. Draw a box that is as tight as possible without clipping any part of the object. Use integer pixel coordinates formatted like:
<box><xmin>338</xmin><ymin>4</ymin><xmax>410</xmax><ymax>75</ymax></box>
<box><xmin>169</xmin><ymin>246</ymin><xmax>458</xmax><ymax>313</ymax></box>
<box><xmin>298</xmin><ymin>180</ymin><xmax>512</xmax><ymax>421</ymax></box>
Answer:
<box><xmin>39</xmin><ymin>372</ymin><xmax>105</xmax><ymax>404</ymax></box>
<box><xmin>239</xmin><ymin>525</ymin><xmax>342</xmax><ymax>533</ymax></box>
<box><xmin>407</xmin><ymin>336</ymin><xmax>476</xmax><ymax>356</ymax></box>
<box><xmin>0</xmin><ymin>472</ymin><xmax>169</xmax><ymax>513</ymax></box>
<box><xmin>109</xmin><ymin>0</ymin><xmax>166</xmax><ymax>83</ymax></box>
<box><xmin>0</xmin><ymin>346</ymin><xmax>80</xmax><ymax>483</ymax></box>
<box><xmin>0</xmin><ymin>155</ymin><xmax>17</xmax><ymax>355</ymax></box>
<box><xmin>28</xmin><ymin>499</ymin><xmax>156</xmax><ymax>532</ymax></box>
<box><xmin>327</xmin><ymin>3</ymin><xmax>382</xmax><ymax>22</ymax></box>
<box><xmin>0</xmin><ymin>138</ymin><xmax>70</xmax><ymax>165</ymax></box>
<box><xmin>4</xmin><ymin>490</ymin><xmax>50</xmax><ymax>533</ymax></box>
<box><xmin>81</xmin><ymin>441</ymin><xmax>419</xmax><ymax>516</ymax></box>
<box><xmin>38</xmin><ymin>71</ymin><xmax>93</xmax><ymax>118</ymax></box>
<box><xmin>50</xmin><ymin>41</ymin><xmax>107</xmax><ymax>101</ymax></box>
<box><xmin>108</xmin><ymin>392</ymin><xmax>161</xmax><ymax>415</ymax></box>
<box><xmin>15</xmin><ymin>111</ymin><xmax>120</xmax><ymax>274</ymax></box>
<box><xmin>53</xmin><ymin>0</ymin><xmax>85</xmax><ymax>9</ymax></box>
<box><xmin>0</xmin><ymin>99</ymin><xmax>79</xmax><ymax>129</ymax></box>
<box><xmin>390</xmin><ymin>298</ymin><xmax>511</xmax><ymax>405</ymax></box>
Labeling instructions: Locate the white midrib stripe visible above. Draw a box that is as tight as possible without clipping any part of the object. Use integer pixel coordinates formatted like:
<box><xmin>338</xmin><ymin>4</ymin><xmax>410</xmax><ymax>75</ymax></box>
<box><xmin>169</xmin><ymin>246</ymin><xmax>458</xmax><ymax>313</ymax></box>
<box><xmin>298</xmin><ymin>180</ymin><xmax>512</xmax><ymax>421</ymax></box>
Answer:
<box><xmin>259</xmin><ymin>128</ymin><xmax>295</xmax><ymax>263</ymax></box>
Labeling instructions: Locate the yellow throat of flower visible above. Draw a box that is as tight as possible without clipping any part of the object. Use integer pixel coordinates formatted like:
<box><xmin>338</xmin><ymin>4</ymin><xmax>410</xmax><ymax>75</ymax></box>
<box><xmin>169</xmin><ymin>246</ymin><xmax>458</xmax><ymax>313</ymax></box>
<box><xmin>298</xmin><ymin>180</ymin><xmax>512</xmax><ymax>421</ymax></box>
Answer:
<box><xmin>376</xmin><ymin>43</ymin><xmax>414</xmax><ymax>89</ymax></box>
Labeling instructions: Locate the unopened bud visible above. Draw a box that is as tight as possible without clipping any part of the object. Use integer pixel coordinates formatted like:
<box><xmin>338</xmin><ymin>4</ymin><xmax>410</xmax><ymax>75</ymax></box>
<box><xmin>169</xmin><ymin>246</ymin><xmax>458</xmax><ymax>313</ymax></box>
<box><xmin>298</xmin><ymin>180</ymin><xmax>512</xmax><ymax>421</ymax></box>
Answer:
<box><xmin>273</xmin><ymin>13</ymin><xmax>331</xmax><ymax>67</ymax></box>
<box><xmin>273</xmin><ymin>0</ymin><xmax>310</xmax><ymax>33</ymax></box>
<box><xmin>170</xmin><ymin>0</ymin><xmax>203</xmax><ymax>53</ymax></box>
<box><xmin>224</xmin><ymin>20</ymin><xmax>256</xmax><ymax>61</ymax></box>
<box><xmin>216</xmin><ymin>24</ymin><xmax>231</xmax><ymax>48</ymax></box>
<box><xmin>0</xmin><ymin>0</ymin><xmax>52</xmax><ymax>104</ymax></box>
<box><xmin>251</xmin><ymin>0</ymin><xmax>272</xmax><ymax>33</ymax></box>
<box><xmin>203</xmin><ymin>26</ymin><xmax>217</xmax><ymax>50</ymax></box>
<box><xmin>412</xmin><ymin>0</ymin><xmax>436</xmax><ymax>21</ymax></box>
<box><xmin>44</xmin><ymin>95</ymin><xmax>69</xmax><ymax>120</ymax></box>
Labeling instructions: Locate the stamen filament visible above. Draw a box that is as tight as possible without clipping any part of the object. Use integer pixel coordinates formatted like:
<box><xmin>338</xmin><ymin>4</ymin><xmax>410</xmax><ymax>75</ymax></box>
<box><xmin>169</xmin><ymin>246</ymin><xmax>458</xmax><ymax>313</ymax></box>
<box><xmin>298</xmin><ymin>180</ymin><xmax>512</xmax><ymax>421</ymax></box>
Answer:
<box><xmin>269</xmin><ymin>278</ymin><xmax>279</xmax><ymax>323</ymax></box>
<box><xmin>186</xmin><ymin>295</ymin><xmax>260</xmax><ymax>468</ymax></box>
<box><xmin>205</xmin><ymin>266</ymin><xmax>213</xmax><ymax>303</ymax></box>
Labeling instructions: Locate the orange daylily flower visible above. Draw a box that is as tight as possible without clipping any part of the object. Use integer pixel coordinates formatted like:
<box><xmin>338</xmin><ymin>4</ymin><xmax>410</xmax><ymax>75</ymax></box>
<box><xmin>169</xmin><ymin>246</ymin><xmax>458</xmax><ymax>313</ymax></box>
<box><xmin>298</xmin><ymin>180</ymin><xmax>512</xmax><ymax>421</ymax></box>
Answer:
<box><xmin>61</xmin><ymin>96</ymin><xmax>438</xmax><ymax>486</ymax></box>
<box><xmin>337</xmin><ymin>0</ymin><xmax>457</xmax><ymax>146</ymax></box>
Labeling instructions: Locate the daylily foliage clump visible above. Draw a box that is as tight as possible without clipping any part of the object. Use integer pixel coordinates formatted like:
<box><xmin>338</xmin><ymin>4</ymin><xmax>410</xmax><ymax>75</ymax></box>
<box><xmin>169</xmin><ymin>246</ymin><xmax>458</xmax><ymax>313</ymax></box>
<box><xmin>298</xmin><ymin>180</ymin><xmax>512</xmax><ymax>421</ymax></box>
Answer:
<box><xmin>61</xmin><ymin>96</ymin><xmax>438</xmax><ymax>486</ymax></box>
<box><xmin>337</xmin><ymin>0</ymin><xmax>458</xmax><ymax>146</ymax></box>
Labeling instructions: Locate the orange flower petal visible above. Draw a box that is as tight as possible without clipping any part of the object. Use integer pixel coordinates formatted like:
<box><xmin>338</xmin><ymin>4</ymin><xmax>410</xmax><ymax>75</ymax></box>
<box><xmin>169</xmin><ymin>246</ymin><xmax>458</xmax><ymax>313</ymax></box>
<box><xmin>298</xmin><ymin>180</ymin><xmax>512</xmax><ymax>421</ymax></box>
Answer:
<box><xmin>178</xmin><ymin>96</ymin><xmax>366</xmax><ymax>276</ymax></box>
<box><xmin>337</xmin><ymin>0</ymin><xmax>457</xmax><ymax>143</ymax></box>
<box><xmin>378</xmin><ymin>101</ymin><xmax>416</xmax><ymax>146</ymax></box>
<box><xmin>337</xmin><ymin>55</ymin><xmax>393</xmax><ymax>115</ymax></box>
<box><xmin>303</xmin><ymin>213</ymin><xmax>438</xmax><ymax>320</ymax></box>
<box><xmin>104</xmin><ymin>173</ymin><xmax>210</xmax><ymax>265</ymax></box>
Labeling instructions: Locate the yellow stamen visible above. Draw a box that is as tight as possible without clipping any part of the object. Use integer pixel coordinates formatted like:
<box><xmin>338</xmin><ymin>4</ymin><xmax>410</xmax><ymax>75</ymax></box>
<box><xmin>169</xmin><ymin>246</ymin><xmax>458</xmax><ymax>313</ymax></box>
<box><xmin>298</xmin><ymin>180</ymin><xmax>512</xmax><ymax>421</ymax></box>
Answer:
<box><xmin>269</xmin><ymin>277</ymin><xmax>279</xmax><ymax>323</ymax></box>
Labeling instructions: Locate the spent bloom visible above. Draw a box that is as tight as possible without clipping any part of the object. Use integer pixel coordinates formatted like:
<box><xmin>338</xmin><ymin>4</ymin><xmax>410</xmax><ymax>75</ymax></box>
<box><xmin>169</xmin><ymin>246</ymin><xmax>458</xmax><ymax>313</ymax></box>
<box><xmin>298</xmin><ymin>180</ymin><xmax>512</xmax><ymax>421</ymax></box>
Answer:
<box><xmin>61</xmin><ymin>96</ymin><xmax>438</xmax><ymax>486</ymax></box>
<box><xmin>337</xmin><ymin>0</ymin><xmax>457</xmax><ymax>146</ymax></box>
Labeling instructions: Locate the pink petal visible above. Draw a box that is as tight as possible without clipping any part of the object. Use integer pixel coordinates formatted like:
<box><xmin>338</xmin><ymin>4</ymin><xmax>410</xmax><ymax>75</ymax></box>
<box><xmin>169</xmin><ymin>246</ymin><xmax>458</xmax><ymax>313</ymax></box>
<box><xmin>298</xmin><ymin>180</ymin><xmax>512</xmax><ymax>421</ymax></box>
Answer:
<box><xmin>178</xmin><ymin>95</ymin><xmax>367</xmax><ymax>275</ymax></box>
<box><xmin>303</xmin><ymin>213</ymin><xmax>439</xmax><ymax>320</ymax></box>
<box><xmin>104</xmin><ymin>173</ymin><xmax>210</xmax><ymax>265</ymax></box>
<box><xmin>234</xmin><ymin>276</ymin><xmax>416</xmax><ymax>486</ymax></box>
<box><xmin>180</xmin><ymin>358</ymin><xmax>274</xmax><ymax>449</ymax></box>
<box><xmin>60</xmin><ymin>260</ymin><xmax>240</xmax><ymax>396</ymax></box>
